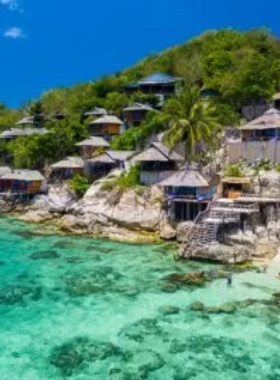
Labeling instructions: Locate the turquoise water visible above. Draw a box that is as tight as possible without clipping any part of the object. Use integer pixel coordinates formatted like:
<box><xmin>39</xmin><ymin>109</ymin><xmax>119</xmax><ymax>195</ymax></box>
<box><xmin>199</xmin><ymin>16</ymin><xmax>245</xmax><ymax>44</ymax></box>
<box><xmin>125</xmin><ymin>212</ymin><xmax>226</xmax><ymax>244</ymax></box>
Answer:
<box><xmin>0</xmin><ymin>217</ymin><xmax>280</xmax><ymax>379</ymax></box>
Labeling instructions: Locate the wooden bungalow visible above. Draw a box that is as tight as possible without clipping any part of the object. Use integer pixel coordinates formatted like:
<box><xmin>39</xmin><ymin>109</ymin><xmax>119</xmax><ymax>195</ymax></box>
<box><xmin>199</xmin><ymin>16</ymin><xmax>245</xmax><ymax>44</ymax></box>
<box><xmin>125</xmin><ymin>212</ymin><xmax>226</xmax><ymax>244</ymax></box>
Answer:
<box><xmin>221</xmin><ymin>177</ymin><xmax>253</xmax><ymax>200</ymax></box>
<box><xmin>159</xmin><ymin>168</ymin><xmax>219</xmax><ymax>222</ymax></box>
<box><xmin>75</xmin><ymin>137</ymin><xmax>110</xmax><ymax>159</ymax></box>
<box><xmin>123</xmin><ymin>103</ymin><xmax>155</xmax><ymax>127</ymax></box>
<box><xmin>89</xmin><ymin>115</ymin><xmax>123</xmax><ymax>141</ymax></box>
<box><xmin>124</xmin><ymin>73</ymin><xmax>180</xmax><ymax>97</ymax></box>
<box><xmin>0</xmin><ymin>170</ymin><xmax>46</xmax><ymax>194</ymax></box>
<box><xmin>227</xmin><ymin>108</ymin><xmax>280</xmax><ymax>164</ymax></box>
<box><xmin>85</xmin><ymin>150</ymin><xmax>135</xmax><ymax>179</ymax></box>
<box><xmin>134</xmin><ymin>142</ymin><xmax>184</xmax><ymax>185</ymax></box>
<box><xmin>50</xmin><ymin>157</ymin><xmax>84</xmax><ymax>181</ymax></box>
<box><xmin>84</xmin><ymin>107</ymin><xmax>108</xmax><ymax>118</ymax></box>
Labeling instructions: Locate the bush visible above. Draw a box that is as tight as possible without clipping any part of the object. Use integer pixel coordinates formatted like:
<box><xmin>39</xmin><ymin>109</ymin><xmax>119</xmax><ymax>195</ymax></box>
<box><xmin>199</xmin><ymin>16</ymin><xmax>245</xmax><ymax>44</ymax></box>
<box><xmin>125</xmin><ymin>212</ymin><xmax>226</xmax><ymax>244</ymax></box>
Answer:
<box><xmin>116</xmin><ymin>164</ymin><xmax>141</xmax><ymax>189</ymax></box>
<box><xmin>224</xmin><ymin>164</ymin><xmax>245</xmax><ymax>177</ymax></box>
<box><xmin>253</xmin><ymin>159</ymin><xmax>272</xmax><ymax>173</ymax></box>
<box><xmin>101</xmin><ymin>164</ymin><xmax>142</xmax><ymax>191</ymax></box>
<box><xmin>68</xmin><ymin>175</ymin><xmax>91</xmax><ymax>198</ymax></box>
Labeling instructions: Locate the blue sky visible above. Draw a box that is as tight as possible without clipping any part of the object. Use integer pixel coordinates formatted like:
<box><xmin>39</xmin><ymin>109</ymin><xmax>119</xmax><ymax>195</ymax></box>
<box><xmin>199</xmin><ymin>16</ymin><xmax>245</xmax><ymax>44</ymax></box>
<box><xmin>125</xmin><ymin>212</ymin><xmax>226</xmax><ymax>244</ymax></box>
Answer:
<box><xmin>1</xmin><ymin>0</ymin><xmax>280</xmax><ymax>107</ymax></box>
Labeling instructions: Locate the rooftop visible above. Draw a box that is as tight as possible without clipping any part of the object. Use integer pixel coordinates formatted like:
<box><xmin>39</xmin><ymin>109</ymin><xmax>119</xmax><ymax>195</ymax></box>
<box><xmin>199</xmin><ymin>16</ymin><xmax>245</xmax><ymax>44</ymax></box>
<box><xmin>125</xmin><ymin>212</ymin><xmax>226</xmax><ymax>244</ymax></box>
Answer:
<box><xmin>135</xmin><ymin>142</ymin><xmax>184</xmax><ymax>163</ymax></box>
<box><xmin>75</xmin><ymin>136</ymin><xmax>110</xmax><ymax>147</ymax></box>
<box><xmin>123</xmin><ymin>103</ymin><xmax>155</xmax><ymax>112</ymax></box>
<box><xmin>159</xmin><ymin>169</ymin><xmax>210</xmax><ymax>188</ymax></box>
<box><xmin>84</xmin><ymin>107</ymin><xmax>108</xmax><ymax>117</ymax></box>
<box><xmin>0</xmin><ymin>170</ymin><xmax>45</xmax><ymax>182</ymax></box>
<box><xmin>0</xmin><ymin>167</ymin><xmax>11</xmax><ymax>177</ymax></box>
<box><xmin>90</xmin><ymin>115</ymin><xmax>123</xmax><ymax>125</ymax></box>
<box><xmin>87</xmin><ymin>150</ymin><xmax>135</xmax><ymax>164</ymax></box>
<box><xmin>240</xmin><ymin>108</ymin><xmax>280</xmax><ymax>131</ymax></box>
<box><xmin>16</xmin><ymin>116</ymin><xmax>34</xmax><ymax>126</ymax></box>
<box><xmin>51</xmin><ymin>157</ymin><xmax>84</xmax><ymax>169</ymax></box>
<box><xmin>0</xmin><ymin>128</ymin><xmax>48</xmax><ymax>139</ymax></box>
<box><xmin>138</xmin><ymin>73</ymin><xmax>178</xmax><ymax>85</ymax></box>
<box><xmin>87</xmin><ymin>153</ymin><xmax>116</xmax><ymax>165</ymax></box>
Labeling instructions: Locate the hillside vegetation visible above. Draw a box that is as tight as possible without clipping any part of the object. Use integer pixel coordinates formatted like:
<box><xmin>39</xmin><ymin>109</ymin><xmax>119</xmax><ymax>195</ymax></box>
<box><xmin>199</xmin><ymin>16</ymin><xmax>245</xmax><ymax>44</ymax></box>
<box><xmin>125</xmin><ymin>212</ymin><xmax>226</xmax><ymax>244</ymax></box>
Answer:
<box><xmin>1</xmin><ymin>28</ymin><xmax>280</xmax><ymax>169</ymax></box>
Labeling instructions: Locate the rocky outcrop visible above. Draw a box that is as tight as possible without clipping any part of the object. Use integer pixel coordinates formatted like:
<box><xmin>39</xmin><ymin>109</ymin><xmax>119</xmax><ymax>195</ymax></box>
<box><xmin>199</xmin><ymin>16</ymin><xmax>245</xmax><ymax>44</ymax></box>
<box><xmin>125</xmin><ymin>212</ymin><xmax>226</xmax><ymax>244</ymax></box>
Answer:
<box><xmin>19</xmin><ymin>181</ymin><xmax>171</xmax><ymax>243</ymax></box>
<box><xmin>61</xmin><ymin>184</ymin><xmax>172</xmax><ymax>242</ymax></box>
<box><xmin>30</xmin><ymin>184</ymin><xmax>77</xmax><ymax>214</ymax></box>
<box><xmin>185</xmin><ymin>243</ymin><xmax>253</xmax><ymax>264</ymax></box>
<box><xmin>176</xmin><ymin>221</ymin><xmax>194</xmax><ymax>243</ymax></box>
<box><xmin>254</xmin><ymin>170</ymin><xmax>280</xmax><ymax>197</ymax></box>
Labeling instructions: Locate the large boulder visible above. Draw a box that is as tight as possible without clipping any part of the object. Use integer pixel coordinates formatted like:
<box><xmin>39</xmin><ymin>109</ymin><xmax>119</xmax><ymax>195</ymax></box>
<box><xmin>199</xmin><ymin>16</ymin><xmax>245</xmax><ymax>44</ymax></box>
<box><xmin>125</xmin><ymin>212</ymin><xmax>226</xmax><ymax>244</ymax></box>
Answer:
<box><xmin>72</xmin><ymin>184</ymin><xmax>167</xmax><ymax>234</ymax></box>
<box><xmin>254</xmin><ymin>171</ymin><xmax>280</xmax><ymax>197</ymax></box>
<box><xmin>184</xmin><ymin>243</ymin><xmax>253</xmax><ymax>264</ymax></box>
<box><xmin>253</xmin><ymin>238</ymin><xmax>279</xmax><ymax>259</ymax></box>
<box><xmin>31</xmin><ymin>184</ymin><xmax>77</xmax><ymax>214</ymax></box>
<box><xmin>18</xmin><ymin>210</ymin><xmax>54</xmax><ymax>224</ymax></box>
<box><xmin>176</xmin><ymin>221</ymin><xmax>194</xmax><ymax>243</ymax></box>
<box><xmin>226</xmin><ymin>231</ymin><xmax>256</xmax><ymax>247</ymax></box>
<box><xmin>159</xmin><ymin>218</ymin><xmax>176</xmax><ymax>240</ymax></box>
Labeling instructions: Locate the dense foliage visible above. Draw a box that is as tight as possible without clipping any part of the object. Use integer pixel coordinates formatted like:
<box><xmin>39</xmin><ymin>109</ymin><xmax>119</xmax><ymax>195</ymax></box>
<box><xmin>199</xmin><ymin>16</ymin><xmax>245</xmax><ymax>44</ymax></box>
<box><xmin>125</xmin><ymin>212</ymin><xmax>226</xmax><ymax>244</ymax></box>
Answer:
<box><xmin>101</xmin><ymin>164</ymin><xmax>141</xmax><ymax>191</ymax></box>
<box><xmin>68</xmin><ymin>175</ymin><xmax>91</xmax><ymax>198</ymax></box>
<box><xmin>2</xmin><ymin>28</ymin><xmax>280</xmax><ymax>169</ymax></box>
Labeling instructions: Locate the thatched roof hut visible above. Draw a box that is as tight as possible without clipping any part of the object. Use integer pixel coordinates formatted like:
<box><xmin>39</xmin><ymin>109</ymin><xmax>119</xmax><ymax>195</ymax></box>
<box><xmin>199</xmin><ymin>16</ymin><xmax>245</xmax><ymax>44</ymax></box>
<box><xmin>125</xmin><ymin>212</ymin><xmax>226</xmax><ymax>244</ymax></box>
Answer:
<box><xmin>135</xmin><ymin>142</ymin><xmax>184</xmax><ymax>163</ymax></box>
<box><xmin>51</xmin><ymin>157</ymin><xmax>84</xmax><ymax>169</ymax></box>
<box><xmin>159</xmin><ymin>169</ymin><xmax>210</xmax><ymax>188</ymax></box>
<box><xmin>84</xmin><ymin>108</ymin><xmax>108</xmax><ymax>117</ymax></box>
<box><xmin>90</xmin><ymin>115</ymin><xmax>123</xmax><ymax>126</ymax></box>
<box><xmin>75</xmin><ymin>137</ymin><xmax>110</xmax><ymax>148</ymax></box>
<box><xmin>240</xmin><ymin>108</ymin><xmax>280</xmax><ymax>131</ymax></box>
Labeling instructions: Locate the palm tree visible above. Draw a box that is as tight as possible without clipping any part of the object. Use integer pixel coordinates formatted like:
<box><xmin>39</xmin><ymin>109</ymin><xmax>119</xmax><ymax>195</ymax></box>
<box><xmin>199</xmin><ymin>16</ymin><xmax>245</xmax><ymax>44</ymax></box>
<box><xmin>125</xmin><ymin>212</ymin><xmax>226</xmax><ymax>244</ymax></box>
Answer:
<box><xmin>163</xmin><ymin>87</ymin><xmax>220</xmax><ymax>162</ymax></box>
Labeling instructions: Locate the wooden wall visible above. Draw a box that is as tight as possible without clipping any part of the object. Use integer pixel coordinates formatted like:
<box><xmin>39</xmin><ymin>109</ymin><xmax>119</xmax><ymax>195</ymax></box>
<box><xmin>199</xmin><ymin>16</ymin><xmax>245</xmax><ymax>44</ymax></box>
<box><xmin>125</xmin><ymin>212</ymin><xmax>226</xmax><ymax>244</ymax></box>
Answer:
<box><xmin>228</xmin><ymin>140</ymin><xmax>280</xmax><ymax>164</ymax></box>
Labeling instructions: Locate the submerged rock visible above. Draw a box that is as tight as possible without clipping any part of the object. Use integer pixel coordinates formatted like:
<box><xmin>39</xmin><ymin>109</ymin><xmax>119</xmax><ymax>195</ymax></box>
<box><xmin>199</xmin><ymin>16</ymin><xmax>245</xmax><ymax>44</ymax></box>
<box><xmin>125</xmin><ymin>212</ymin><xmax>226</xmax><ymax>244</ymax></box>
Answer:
<box><xmin>29</xmin><ymin>250</ymin><xmax>60</xmax><ymax>260</ymax></box>
<box><xmin>158</xmin><ymin>305</ymin><xmax>180</xmax><ymax>316</ymax></box>
<box><xmin>49</xmin><ymin>337</ymin><xmax>125</xmax><ymax>377</ymax></box>
<box><xmin>53</xmin><ymin>241</ymin><xmax>74</xmax><ymax>249</ymax></box>
<box><xmin>189</xmin><ymin>301</ymin><xmax>205</xmax><ymax>312</ymax></box>
<box><xmin>119</xmin><ymin>318</ymin><xmax>165</xmax><ymax>343</ymax></box>
<box><xmin>0</xmin><ymin>285</ymin><xmax>42</xmax><ymax>305</ymax></box>
<box><xmin>64</xmin><ymin>266</ymin><xmax>123</xmax><ymax>296</ymax></box>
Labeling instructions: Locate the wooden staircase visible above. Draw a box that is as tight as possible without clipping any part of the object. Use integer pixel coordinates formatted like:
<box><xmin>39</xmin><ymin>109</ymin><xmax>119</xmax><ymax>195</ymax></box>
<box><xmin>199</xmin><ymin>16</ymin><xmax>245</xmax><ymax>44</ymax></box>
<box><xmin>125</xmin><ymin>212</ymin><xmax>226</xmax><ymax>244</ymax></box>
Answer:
<box><xmin>180</xmin><ymin>199</ymin><xmax>259</xmax><ymax>258</ymax></box>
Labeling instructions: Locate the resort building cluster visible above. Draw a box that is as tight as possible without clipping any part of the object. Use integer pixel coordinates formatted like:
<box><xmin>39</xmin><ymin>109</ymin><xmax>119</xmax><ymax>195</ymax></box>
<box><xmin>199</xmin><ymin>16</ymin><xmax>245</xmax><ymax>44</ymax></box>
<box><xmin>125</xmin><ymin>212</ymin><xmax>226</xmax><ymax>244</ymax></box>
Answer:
<box><xmin>1</xmin><ymin>72</ymin><xmax>280</xmax><ymax>251</ymax></box>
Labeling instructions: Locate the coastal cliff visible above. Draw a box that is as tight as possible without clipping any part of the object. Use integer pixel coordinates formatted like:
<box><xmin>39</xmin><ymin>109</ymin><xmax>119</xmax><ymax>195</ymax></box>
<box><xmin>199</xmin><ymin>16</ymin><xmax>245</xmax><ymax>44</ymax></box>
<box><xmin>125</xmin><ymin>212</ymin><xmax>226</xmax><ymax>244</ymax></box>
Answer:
<box><xmin>9</xmin><ymin>169</ymin><xmax>280</xmax><ymax>263</ymax></box>
<box><xmin>18</xmin><ymin>183</ymin><xmax>176</xmax><ymax>244</ymax></box>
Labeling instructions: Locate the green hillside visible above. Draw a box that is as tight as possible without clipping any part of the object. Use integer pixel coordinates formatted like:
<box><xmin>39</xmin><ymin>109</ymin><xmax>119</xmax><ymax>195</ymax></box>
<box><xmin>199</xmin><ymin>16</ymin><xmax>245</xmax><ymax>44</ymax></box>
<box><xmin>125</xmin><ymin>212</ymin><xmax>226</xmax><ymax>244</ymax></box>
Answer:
<box><xmin>1</xmin><ymin>28</ymin><xmax>280</xmax><ymax>169</ymax></box>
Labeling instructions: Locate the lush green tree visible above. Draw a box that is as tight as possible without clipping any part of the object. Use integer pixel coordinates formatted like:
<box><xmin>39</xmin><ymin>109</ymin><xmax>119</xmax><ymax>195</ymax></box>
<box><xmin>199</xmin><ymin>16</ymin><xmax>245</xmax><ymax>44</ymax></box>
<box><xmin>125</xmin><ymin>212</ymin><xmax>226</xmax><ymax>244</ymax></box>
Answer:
<box><xmin>163</xmin><ymin>87</ymin><xmax>220</xmax><ymax>160</ymax></box>
<box><xmin>9</xmin><ymin>117</ymin><xmax>88</xmax><ymax>169</ymax></box>
<box><xmin>30</xmin><ymin>101</ymin><xmax>45</xmax><ymax>128</ymax></box>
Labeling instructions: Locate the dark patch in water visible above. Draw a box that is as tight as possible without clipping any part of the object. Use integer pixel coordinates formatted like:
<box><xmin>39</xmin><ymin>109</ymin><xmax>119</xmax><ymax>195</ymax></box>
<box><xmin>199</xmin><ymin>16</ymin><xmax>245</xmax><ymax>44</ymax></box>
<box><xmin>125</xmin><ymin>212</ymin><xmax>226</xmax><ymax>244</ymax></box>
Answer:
<box><xmin>49</xmin><ymin>337</ymin><xmax>129</xmax><ymax>377</ymax></box>
<box><xmin>29</xmin><ymin>251</ymin><xmax>60</xmax><ymax>260</ymax></box>
<box><xmin>53</xmin><ymin>241</ymin><xmax>74</xmax><ymax>249</ymax></box>
<box><xmin>119</xmin><ymin>318</ymin><xmax>167</xmax><ymax>343</ymax></box>
<box><xmin>65</xmin><ymin>257</ymin><xmax>84</xmax><ymax>264</ymax></box>
<box><xmin>0</xmin><ymin>285</ymin><xmax>42</xmax><ymax>305</ymax></box>
<box><xmin>63</xmin><ymin>266</ymin><xmax>124</xmax><ymax>296</ymax></box>
<box><xmin>13</xmin><ymin>230</ymin><xmax>35</xmax><ymax>239</ymax></box>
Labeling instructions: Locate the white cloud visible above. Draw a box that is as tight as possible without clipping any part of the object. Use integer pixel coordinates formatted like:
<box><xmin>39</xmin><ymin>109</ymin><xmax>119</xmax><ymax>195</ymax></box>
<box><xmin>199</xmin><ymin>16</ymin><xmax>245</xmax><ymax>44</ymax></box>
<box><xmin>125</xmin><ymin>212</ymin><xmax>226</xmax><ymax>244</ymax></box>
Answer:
<box><xmin>4</xmin><ymin>27</ymin><xmax>25</xmax><ymax>39</ymax></box>
<box><xmin>0</xmin><ymin>0</ymin><xmax>21</xmax><ymax>12</ymax></box>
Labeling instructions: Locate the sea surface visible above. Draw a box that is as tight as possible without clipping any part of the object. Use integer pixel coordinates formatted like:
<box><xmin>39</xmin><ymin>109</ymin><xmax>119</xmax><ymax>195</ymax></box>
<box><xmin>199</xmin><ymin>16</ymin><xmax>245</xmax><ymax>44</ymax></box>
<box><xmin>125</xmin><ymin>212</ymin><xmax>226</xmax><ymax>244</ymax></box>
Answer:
<box><xmin>0</xmin><ymin>216</ymin><xmax>280</xmax><ymax>379</ymax></box>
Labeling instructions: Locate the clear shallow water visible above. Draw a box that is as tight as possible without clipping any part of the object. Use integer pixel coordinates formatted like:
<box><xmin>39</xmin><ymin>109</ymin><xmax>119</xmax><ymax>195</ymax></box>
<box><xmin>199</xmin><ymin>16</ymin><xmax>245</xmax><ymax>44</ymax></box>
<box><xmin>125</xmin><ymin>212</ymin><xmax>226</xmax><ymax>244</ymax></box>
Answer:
<box><xmin>0</xmin><ymin>217</ymin><xmax>280</xmax><ymax>379</ymax></box>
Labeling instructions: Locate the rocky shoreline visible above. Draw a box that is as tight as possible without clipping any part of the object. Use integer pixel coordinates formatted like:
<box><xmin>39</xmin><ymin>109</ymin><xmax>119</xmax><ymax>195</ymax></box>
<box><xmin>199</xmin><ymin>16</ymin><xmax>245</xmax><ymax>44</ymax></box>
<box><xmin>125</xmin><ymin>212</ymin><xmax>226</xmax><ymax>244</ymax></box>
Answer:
<box><xmin>2</xmin><ymin>169</ymin><xmax>280</xmax><ymax>264</ymax></box>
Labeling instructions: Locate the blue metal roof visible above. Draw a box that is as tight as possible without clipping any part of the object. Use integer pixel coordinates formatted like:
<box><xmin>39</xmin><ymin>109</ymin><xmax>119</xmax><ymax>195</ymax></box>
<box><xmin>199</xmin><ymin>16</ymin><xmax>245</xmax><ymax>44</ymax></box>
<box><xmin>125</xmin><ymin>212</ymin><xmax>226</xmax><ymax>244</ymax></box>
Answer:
<box><xmin>138</xmin><ymin>73</ymin><xmax>177</xmax><ymax>85</ymax></box>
